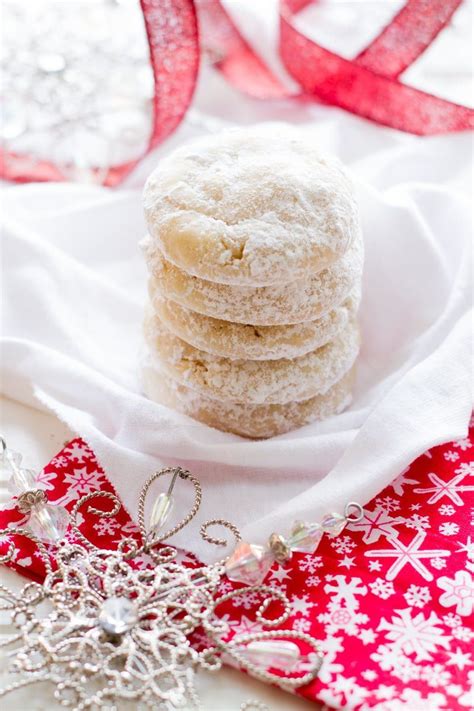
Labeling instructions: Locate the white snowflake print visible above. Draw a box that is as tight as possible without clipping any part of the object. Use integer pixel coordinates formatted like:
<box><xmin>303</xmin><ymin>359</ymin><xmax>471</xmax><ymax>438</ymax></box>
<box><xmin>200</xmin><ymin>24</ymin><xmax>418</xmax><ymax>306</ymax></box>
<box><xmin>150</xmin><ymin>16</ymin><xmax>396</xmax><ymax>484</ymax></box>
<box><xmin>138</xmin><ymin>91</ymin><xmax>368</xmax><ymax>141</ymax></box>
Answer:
<box><xmin>369</xmin><ymin>577</ymin><xmax>395</xmax><ymax>600</ymax></box>
<box><xmin>414</xmin><ymin>472</ymin><xmax>474</xmax><ymax>506</ymax></box>
<box><xmin>453</xmin><ymin>437</ymin><xmax>471</xmax><ymax>451</ymax></box>
<box><xmin>337</xmin><ymin>555</ymin><xmax>356</xmax><ymax>570</ymax></box>
<box><xmin>452</xmin><ymin>625</ymin><xmax>473</xmax><ymax>642</ymax></box>
<box><xmin>457</xmin><ymin>535</ymin><xmax>474</xmax><ymax>559</ymax></box>
<box><xmin>64</xmin><ymin>441</ymin><xmax>92</xmax><ymax>462</ymax></box>
<box><xmin>330</xmin><ymin>534</ymin><xmax>356</xmax><ymax>555</ymax></box>
<box><xmin>292</xmin><ymin>617</ymin><xmax>311</xmax><ymax>634</ymax></box>
<box><xmin>231</xmin><ymin>590</ymin><xmax>259</xmax><ymax>610</ymax></box>
<box><xmin>93</xmin><ymin>517</ymin><xmax>120</xmax><ymax>537</ymax></box>
<box><xmin>365</xmin><ymin>531</ymin><xmax>450</xmax><ymax>581</ymax></box>
<box><xmin>369</xmin><ymin>560</ymin><xmax>382</xmax><ymax>572</ymax></box>
<box><xmin>174</xmin><ymin>549</ymin><xmax>199</xmax><ymax>567</ymax></box>
<box><xmin>55</xmin><ymin>466</ymin><xmax>104</xmax><ymax>505</ymax></box>
<box><xmin>406</xmin><ymin>513</ymin><xmax>430</xmax><ymax>530</ymax></box>
<box><xmin>317</xmin><ymin>600</ymin><xmax>369</xmax><ymax>637</ymax></box>
<box><xmin>35</xmin><ymin>468</ymin><xmax>58</xmax><ymax>493</ymax></box>
<box><xmin>442</xmin><ymin>612</ymin><xmax>462</xmax><ymax>628</ymax></box>
<box><xmin>439</xmin><ymin>504</ymin><xmax>456</xmax><ymax>516</ymax></box>
<box><xmin>359</xmin><ymin>628</ymin><xmax>377</xmax><ymax>645</ymax></box>
<box><xmin>306</xmin><ymin>575</ymin><xmax>321</xmax><ymax>587</ymax></box>
<box><xmin>326</xmin><ymin>674</ymin><xmax>370</xmax><ymax>708</ymax></box>
<box><xmin>443</xmin><ymin>451</ymin><xmax>459</xmax><ymax>462</ymax></box>
<box><xmin>445</xmin><ymin>683</ymin><xmax>463</xmax><ymax>698</ymax></box>
<box><xmin>347</xmin><ymin>506</ymin><xmax>405</xmax><ymax>544</ymax></box>
<box><xmin>217</xmin><ymin>580</ymin><xmax>233</xmax><ymax>595</ymax></box>
<box><xmin>224</xmin><ymin>614</ymin><xmax>264</xmax><ymax>637</ymax></box>
<box><xmin>439</xmin><ymin>522</ymin><xmax>460</xmax><ymax>536</ymax></box>
<box><xmin>317</xmin><ymin>687</ymin><xmax>342</xmax><ymax>709</ymax></box>
<box><xmin>410</xmin><ymin>503</ymin><xmax>421</xmax><ymax>510</ymax></box>
<box><xmin>314</xmin><ymin>636</ymin><xmax>344</xmax><ymax>684</ymax></box>
<box><xmin>437</xmin><ymin>570</ymin><xmax>474</xmax><ymax>616</ymax></box>
<box><xmin>117</xmin><ymin>520</ymin><xmax>140</xmax><ymax>537</ymax></box>
<box><xmin>375</xmin><ymin>496</ymin><xmax>400</xmax><ymax>513</ymax></box>
<box><xmin>377</xmin><ymin>608</ymin><xmax>451</xmax><ymax>662</ymax></box>
<box><xmin>289</xmin><ymin>593</ymin><xmax>314</xmax><ymax>617</ymax></box>
<box><xmin>370</xmin><ymin>645</ymin><xmax>420</xmax><ymax>683</ymax></box>
<box><xmin>298</xmin><ymin>555</ymin><xmax>323</xmax><ymax>574</ymax></box>
<box><xmin>323</xmin><ymin>575</ymin><xmax>367</xmax><ymax>610</ymax></box>
<box><xmin>371</xmin><ymin>688</ymin><xmax>448</xmax><ymax>710</ymax></box>
<box><xmin>401</xmin><ymin>690</ymin><xmax>448</xmax><ymax>711</ymax></box>
<box><xmin>361</xmin><ymin>669</ymin><xmax>378</xmax><ymax>681</ymax></box>
<box><xmin>458</xmin><ymin>671</ymin><xmax>474</xmax><ymax>707</ymax></box>
<box><xmin>420</xmin><ymin>663</ymin><xmax>451</xmax><ymax>688</ymax></box>
<box><xmin>431</xmin><ymin>557</ymin><xmax>447</xmax><ymax>570</ymax></box>
<box><xmin>268</xmin><ymin>565</ymin><xmax>290</xmax><ymax>585</ymax></box>
<box><xmin>455</xmin><ymin>461</ymin><xmax>474</xmax><ymax>476</ymax></box>
<box><xmin>443</xmin><ymin>614</ymin><xmax>473</xmax><ymax>641</ymax></box>
<box><xmin>48</xmin><ymin>454</ymin><xmax>70</xmax><ymax>469</ymax></box>
<box><xmin>446</xmin><ymin>647</ymin><xmax>472</xmax><ymax>672</ymax></box>
<box><xmin>373</xmin><ymin>683</ymin><xmax>397</xmax><ymax>701</ymax></box>
<box><xmin>404</xmin><ymin>584</ymin><xmax>431</xmax><ymax>608</ymax></box>
<box><xmin>390</xmin><ymin>468</ymin><xmax>419</xmax><ymax>496</ymax></box>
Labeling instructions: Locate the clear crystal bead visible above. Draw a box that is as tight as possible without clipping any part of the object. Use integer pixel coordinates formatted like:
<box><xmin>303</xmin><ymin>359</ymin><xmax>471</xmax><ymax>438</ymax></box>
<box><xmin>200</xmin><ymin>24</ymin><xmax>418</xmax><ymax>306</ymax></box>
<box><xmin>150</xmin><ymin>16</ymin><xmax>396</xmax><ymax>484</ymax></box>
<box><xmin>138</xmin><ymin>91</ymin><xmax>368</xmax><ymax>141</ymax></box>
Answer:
<box><xmin>98</xmin><ymin>596</ymin><xmax>138</xmax><ymax>636</ymax></box>
<box><xmin>225</xmin><ymin>542</ymin><xmax>273</xmax><ymax>586</ymax></box>
<box><xmin>7</xmin><ymin>468</ymin><xmax>37</xmax><ymax>496</ymax></box>
<box><xmin>239</xmin><ymin>640</ymin><xmax>301</xmax><ymax>671</ymax></box>
<box><xmin>27</xmin><ymin>503</ymin><xmax>69</xmax><ymax>543</ymax></box>
<box><xmin>288</xmin><ymin>521</ymin><xmax>323</xmax><ymax>553</ymax></box>
<box><xmin>321</xmin><ymin>512</ymin><xmax>347</xmax><ymax>537</ymax></box>
<box><xmin>0</xmin><ymin>447</ymin><xmax>22</xmax><ymax>479</ymax></box>
<box><xmin>149</xmin><ymin>492</ymin><xmax>173</xmax><ymax>534</ymax></box>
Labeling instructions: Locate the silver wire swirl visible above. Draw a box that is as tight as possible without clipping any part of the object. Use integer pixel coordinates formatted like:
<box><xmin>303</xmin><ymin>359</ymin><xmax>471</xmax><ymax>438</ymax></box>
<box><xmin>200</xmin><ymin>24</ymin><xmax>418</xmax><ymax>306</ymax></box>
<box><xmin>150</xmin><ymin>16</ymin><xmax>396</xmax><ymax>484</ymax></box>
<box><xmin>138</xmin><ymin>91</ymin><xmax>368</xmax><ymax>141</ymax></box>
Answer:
<box><xmin>0</xmin><ymin>527</ymin><xmax>53</xmax><ymax>576</ymax></box>
<box><xmin>70</xmin><ymin>491</ymin><xmax>122</xmax><ymax>549</ymax></box>
<box><xmin>200</xmin><ymin>518</ymin><xmax>242</xmax><ymax>547</ymax></box>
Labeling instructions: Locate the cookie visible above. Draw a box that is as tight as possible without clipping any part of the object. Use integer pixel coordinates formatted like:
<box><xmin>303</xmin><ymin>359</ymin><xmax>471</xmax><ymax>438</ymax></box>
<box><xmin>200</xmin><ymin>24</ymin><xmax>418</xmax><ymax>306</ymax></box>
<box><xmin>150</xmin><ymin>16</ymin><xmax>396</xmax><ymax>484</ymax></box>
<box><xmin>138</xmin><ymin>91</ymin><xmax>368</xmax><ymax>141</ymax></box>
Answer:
<box><xmin>143</xmin><ymin>125</ymin><xmax>359</xmax><ymax>286</ymax></box>
<box><xmin>144</xmin><ymin>314</ymin><xmax>359</xmax><ymax>404</ymax></box>
<box><xmin>145</xmin><ymin>230</ymin><xmax>363</xmax><ymax>326</ymax></box>
<box><xmin>142</xmin><ymin>363</ymin><xmax>355</xmax><ymax>439</ymax></box>
<box><xmin>148</xmin><ymin>290</ymin><xmax>360</xmax><ymax>361</ymax></box>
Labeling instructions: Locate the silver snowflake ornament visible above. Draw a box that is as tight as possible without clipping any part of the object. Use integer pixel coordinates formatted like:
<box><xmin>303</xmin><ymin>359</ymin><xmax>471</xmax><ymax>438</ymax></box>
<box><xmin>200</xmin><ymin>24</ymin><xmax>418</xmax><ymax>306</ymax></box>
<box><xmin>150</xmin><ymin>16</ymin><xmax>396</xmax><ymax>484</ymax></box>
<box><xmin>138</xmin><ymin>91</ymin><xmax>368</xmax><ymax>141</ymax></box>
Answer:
<box><xmin>0</xmin><ymin>466</ymin><xmax>323</xmax><ymax>709</ymax></box>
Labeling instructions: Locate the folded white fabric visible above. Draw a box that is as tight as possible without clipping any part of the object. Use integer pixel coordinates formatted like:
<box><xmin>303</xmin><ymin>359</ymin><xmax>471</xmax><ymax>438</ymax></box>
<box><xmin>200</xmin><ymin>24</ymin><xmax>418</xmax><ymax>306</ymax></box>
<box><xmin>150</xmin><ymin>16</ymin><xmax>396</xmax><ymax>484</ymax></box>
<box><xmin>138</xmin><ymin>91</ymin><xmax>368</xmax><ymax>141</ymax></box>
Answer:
<box><xmin>1</xmin><ymin>109</ymin><xmax>472</xmax><ymax>560</ymax></box>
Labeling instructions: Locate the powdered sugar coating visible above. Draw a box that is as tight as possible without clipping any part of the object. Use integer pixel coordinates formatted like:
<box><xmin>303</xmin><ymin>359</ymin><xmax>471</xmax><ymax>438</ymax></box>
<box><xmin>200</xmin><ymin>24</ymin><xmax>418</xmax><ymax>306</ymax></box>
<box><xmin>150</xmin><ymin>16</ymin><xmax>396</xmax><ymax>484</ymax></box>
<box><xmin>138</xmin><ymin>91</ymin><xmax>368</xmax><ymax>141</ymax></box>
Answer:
<box><xmin>144</xmin><ymin>314</ymin><xmax>359</xmax><ymax>404</ymax></box>
<box><xmin>148</xmin><ymin>290</ymin><xmax>360</xmax><ymax>361</ymax></box>
<box><xmin>145</xmin><ymin>230</ymin><xmax>363</xmax><ymax>326</ymax></box>
<box><xmin>141</xmin><ymin>362</ymin><xmax>355</xmax><ymax>439</ymax></box>
<box><xmin>143</xmin><ymin>125</ymin><xmax>359</xmax><ymax>286</ymax></box>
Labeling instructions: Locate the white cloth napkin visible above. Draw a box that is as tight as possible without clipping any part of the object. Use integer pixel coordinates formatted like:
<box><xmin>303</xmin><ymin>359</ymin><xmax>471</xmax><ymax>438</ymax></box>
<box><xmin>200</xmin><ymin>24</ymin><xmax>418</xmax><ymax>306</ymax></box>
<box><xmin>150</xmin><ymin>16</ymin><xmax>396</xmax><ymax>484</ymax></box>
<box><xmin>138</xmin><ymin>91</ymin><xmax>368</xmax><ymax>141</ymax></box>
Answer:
<box><xmin>1</xmin><ymin>74</ymin><xmax>472</xmax><ymax>559</ymax></box>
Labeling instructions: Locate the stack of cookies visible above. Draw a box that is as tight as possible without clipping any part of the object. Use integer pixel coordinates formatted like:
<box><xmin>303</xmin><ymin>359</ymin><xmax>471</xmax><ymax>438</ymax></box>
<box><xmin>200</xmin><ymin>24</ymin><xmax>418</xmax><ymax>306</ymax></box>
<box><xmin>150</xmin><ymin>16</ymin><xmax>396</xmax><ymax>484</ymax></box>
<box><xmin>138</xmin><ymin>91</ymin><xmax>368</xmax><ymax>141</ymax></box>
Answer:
<box><xmin>141</xmin><ymin>126</ymin><xmax>363</xmax><ymax>438</ymax></box>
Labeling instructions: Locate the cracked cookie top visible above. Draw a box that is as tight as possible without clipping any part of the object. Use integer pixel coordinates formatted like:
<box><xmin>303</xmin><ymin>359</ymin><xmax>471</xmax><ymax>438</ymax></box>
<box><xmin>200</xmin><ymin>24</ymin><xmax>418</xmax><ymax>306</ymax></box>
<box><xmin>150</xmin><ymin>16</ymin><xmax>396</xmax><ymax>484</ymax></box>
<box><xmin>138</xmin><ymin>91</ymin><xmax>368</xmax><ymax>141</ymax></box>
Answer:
<box><xmin>143</xmin><ymin>124</ymin><xmax>359</xmax><ymax>286</ymax></box>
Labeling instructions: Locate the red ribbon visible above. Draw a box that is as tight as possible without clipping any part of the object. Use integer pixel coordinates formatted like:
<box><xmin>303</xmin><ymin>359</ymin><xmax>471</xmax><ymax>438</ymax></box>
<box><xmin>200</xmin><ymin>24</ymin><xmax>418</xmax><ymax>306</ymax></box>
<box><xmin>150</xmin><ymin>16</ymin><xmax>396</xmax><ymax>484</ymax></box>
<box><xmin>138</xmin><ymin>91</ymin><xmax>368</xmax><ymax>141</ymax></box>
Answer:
<box><xmin>1</xmin><ymin>0</ymin><xmax>472</xmax><ymax>185</ymax></box>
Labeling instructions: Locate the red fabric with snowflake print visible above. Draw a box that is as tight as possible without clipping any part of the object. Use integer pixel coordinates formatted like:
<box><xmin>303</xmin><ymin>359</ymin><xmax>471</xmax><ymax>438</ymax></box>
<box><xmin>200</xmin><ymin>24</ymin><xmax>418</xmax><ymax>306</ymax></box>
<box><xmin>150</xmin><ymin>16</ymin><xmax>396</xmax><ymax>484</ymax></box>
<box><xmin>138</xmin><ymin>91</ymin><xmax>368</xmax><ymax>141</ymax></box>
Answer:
<box><xmin>1</xmin><ymin>426</ymin><xmax>473</xmax><ymax>708</ymax></box>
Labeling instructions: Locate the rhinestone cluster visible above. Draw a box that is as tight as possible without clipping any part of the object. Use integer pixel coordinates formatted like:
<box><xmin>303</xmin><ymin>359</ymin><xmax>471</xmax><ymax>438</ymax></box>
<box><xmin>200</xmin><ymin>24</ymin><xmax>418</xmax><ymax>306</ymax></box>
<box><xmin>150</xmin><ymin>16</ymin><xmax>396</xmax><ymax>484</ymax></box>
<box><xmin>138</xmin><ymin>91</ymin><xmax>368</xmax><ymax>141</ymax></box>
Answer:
<box><xmin>1</xmin><ymin>437</ymin><xmax>69</xmax><ymax>543</ymax></box>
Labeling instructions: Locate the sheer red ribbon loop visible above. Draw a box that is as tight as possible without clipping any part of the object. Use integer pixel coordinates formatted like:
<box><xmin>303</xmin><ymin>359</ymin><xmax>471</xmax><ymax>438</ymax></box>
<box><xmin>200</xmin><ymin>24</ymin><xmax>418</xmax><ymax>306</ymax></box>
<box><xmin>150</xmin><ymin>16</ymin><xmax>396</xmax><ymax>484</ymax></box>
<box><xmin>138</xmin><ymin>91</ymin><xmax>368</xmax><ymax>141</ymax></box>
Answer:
<box><xmin>206</xmin><ymin>0</ymin><xmax>473</xmax><ymax>135</ymax></box>
<box><xmin>1</xmin><ymin>0</ymin><xmax>472</xmax><ymax>185</ymax></box>
<box><xmin>279</xmin><ymin>0</ymin><xmax>473</xmax><ymax>134</ymax></box>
